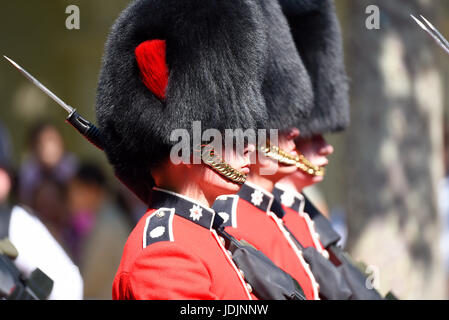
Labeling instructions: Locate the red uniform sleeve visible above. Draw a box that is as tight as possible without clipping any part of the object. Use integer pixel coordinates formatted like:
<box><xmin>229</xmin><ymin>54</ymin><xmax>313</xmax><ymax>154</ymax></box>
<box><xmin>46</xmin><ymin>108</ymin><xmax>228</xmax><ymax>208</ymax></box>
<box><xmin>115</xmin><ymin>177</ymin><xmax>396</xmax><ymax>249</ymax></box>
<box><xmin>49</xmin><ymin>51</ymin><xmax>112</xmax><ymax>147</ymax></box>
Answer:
<box><xmin>116</xmin><ymin>242</ymin><xmax>218</xmax><ymax>300</ymax></box>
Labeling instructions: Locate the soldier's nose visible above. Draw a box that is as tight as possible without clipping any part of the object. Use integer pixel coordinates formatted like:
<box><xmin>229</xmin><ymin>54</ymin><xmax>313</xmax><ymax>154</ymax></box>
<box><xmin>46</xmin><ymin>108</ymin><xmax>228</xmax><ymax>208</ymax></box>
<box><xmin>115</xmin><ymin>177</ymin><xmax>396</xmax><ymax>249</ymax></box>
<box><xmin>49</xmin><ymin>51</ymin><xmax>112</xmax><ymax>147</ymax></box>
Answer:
<box><xmin>320</xmin><ymin>144</ymin><xmax>334</xmax><ymax>156</ymax></box>
<box><xmin>245</xmin><ymin>143</ymin><xmax>256</xmax><ymax>156</ymax></box>
<box><xmin>315</xmin><ymin>135</ymin><xmax>334</xmax><ymax>156</ymax></box>
<box><xmin>287</xmin><ymin>128</ymin><xmax>300</xmax><ymax>141</ymax></box>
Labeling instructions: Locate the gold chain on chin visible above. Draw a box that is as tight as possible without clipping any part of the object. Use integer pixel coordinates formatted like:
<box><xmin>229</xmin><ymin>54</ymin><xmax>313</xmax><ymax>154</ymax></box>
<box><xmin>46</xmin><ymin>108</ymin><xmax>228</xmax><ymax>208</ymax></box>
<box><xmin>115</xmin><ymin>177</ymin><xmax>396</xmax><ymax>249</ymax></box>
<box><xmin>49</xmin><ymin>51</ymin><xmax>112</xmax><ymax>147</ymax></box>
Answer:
<box><xmin>260</xmin><ymin>145</ymin><xmax>325</xmax><ymax>177</ymax></box>
<box><xmin>201</xmin><ymin>146</ymin><xmax>247</xmax><ymax>185</ymax></box>
<box><xmin>197</xmin><ymin>144</ymin><xmax>324</xmax><ymax>184</ymax></box>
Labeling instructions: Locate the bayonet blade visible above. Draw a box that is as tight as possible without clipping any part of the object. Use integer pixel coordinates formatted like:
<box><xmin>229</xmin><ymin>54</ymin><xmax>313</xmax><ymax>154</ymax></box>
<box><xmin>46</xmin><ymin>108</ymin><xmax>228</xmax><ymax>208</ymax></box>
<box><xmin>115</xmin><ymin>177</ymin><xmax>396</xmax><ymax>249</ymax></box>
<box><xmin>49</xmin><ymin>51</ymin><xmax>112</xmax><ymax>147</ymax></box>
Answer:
<box><xmin>411</xmin><ymin>15</ymin><xmax>449</xmax><ymax>56</ymax></box>
<box><xmin>3</xmin><ymin>56</ymin><xmax>74</xmax><ymax>114</ymax></box>
<box><xmin>419</xmin><ymin>15</ymin><xmax>449</xmax><ymax>50</ymax></box>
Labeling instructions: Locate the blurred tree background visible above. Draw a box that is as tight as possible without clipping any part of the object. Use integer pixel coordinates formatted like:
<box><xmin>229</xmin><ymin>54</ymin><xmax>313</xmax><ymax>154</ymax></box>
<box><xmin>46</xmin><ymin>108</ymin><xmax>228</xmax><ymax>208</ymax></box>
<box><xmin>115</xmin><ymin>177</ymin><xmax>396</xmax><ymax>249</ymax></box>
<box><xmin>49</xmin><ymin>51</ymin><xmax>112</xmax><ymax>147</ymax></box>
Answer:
<box><xmin>322</xmin><ymin>0</ymin><xmax>448</xmax><ymax>299</ymax></box>
<box><xmin>1</xmin><ymin>0</ymin><xmax>449</xmax><ymax>299</ymax></box>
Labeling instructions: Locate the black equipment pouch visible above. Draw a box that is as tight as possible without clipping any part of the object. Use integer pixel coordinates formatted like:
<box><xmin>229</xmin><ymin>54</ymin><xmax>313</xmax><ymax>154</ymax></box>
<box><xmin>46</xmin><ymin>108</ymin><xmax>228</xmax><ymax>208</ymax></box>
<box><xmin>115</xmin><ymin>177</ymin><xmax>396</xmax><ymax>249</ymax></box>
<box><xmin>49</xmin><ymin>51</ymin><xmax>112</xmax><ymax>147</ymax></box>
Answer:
<box><xmin>302</xmin><ymin>246</ymin><xmax>353</xmax><ymax>300</ymax></box>
<box><xmin>212</xmin><ymin>214</ymin><xmax>306</xmax><ymax>300</ymax></box>
<box><xmin>330</xmin><ymin>246</ymin><xmax>383</xmax><ymax>300</ymax></box>
<box><xmin>222</xmin><ymin>229</ymin><xmax>306</xmax><ymax>300</ymax></box>
<box><xmin>302</xmin><ymin>195</ymin><xmax>389</xmax><ymax>300</ymax></box>
<box><xmin>281</xmin><ymin>222</ymin><xmax>353</xmax><ymax>300</ymax></box>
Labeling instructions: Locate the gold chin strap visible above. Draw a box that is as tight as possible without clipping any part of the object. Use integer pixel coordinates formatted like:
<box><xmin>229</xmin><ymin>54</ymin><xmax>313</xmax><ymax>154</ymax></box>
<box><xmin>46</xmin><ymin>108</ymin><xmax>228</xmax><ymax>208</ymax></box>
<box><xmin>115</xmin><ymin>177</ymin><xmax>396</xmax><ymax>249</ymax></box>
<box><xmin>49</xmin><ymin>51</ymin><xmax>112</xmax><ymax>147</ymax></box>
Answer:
<box><xmin>296</xmin><ymin>153</ymin><xmax>325</xmax><ymax>177</ymax></box>
<box><xmin>260</xmin><ymin>145</ymin><xmax>326</xmax><ymax>177</ymax></box>
<box><xmin>201</xmin><ymin>146</ymin><xmax>247</xmax><ymax>185</ymax></box>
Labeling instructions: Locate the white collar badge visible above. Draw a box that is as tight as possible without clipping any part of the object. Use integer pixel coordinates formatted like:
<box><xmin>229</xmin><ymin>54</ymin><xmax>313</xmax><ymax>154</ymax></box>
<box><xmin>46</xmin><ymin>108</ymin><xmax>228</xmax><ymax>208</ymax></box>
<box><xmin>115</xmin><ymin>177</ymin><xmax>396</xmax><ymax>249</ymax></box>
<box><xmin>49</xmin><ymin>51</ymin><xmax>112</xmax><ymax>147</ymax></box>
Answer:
<box><xmin>250</xmin><ymin>189</ymin><xmax>264</xmax><ymax>207</ymax></box>
<box><xmin>189</xmin><ymin>204</ymin><xmax>203</xmax><ymax>222</ymax></box>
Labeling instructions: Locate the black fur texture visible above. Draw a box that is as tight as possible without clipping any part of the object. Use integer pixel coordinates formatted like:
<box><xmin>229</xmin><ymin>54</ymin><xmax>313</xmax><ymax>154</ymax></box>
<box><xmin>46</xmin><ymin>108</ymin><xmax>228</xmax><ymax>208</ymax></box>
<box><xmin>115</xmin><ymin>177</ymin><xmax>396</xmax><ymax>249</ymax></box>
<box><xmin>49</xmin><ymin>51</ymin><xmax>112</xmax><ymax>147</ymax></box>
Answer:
<box><xmin>96</xmin><ymin>0</ymin><xmax>270</xmax><ymax>187</ymax></box>
<box><xmin>279</xmin><ymin>0</ymin><xmax>325</xmax><ymax>14</ymax></box>
<box><xmin>280</xmin><ymin>0</ymin><xmax>350</xmax><ymax>137</ymax></box>
<box><xmin>259</xmin><ymin>0</ymin><xmax>314</xmax><ymax>132</ymax></box>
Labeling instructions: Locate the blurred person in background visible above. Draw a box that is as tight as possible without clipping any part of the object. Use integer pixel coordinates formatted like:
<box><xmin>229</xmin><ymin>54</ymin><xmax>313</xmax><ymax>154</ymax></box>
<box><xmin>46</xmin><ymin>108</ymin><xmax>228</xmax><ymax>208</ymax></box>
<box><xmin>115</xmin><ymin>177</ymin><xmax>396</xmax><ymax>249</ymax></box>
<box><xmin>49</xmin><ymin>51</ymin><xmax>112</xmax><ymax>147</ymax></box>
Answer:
<box><xmin>115</xmin><ymin>184</ymin><xmax>147</xmax><ymax>228</ymax></box>
<box><xmin>18</xmin><ymin>122</ymin><xmax>78</xmax><ymax>208</ymax></box>
<box><xmin>66</xmin><ymin>162</ymin><xmax>131</xmax><ymax>300</ymax></box>
<box><xmin>0</xmin><ymin>120</ymin><xmax>83</xmax><ymax>300</ymax></box>
<box><xmin>31</xmin><ymin>175</ymin><xmax>70</xmax><ymax>246</ymax></box>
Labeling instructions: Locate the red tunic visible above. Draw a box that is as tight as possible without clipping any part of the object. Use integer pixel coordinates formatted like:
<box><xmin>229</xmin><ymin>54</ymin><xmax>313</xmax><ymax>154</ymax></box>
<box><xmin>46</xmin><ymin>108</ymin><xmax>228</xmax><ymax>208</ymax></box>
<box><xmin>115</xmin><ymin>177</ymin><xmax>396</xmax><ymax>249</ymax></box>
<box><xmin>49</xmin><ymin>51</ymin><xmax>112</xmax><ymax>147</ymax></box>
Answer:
<box><xmin>212</xmin><ymin>182</ymin><xmax>320</xmax><ymax>300</ymax></box>
<box><xmin>113</xmin><ymin>188</ymin><xmax>254</xmax><ymax>300</ymax></box>
<box><xmin>273</xmin><ymin>184</ymin><xmax>328</xmax><ymax>258</ymax></box>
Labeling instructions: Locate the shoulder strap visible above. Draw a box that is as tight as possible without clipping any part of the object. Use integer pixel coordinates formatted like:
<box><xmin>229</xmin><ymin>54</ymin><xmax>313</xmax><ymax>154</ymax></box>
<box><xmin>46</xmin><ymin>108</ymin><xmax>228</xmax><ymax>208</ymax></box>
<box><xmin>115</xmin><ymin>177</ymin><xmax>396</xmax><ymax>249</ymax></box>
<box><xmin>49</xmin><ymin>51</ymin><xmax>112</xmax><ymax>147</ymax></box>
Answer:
<box><xmin>143</xmin><ymin>208</ymin><xmax>175</xmax><ymax>249</ymax></box>
<box><xmin>303</xmin><ymin>195</ymin><xmax>341</xmax><ymax>248</ymax></box>
<box><xmin>211</xmin><ymin>195</ymin><xmax>239</xmax><ymax>228</ymax></box>
<box><xmin>0</xmin><ymin>205</ymin><xmax>12</xmax><ymax>239</ymax></box>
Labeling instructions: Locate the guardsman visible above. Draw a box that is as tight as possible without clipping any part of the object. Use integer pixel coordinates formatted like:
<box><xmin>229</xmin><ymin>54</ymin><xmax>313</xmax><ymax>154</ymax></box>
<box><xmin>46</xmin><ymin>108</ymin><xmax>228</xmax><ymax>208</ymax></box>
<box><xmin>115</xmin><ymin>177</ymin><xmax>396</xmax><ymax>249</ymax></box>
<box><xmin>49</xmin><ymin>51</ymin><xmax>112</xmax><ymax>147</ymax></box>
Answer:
<box><xmin>212</xmin><ymin>0</ymin><xmax>323</xmax><ymax>300</ymax></box>
<box><xmin>96</xmin><ymin>0</ymin><xmax>274</xmax><ymax>300</ymax></box>
<box><xmin>272</xmin><ymin>0</ymin><xmax>349</xmax><ymax>257</ymax></box>
<box><xmin>272</xmin><ymin>0</ymin><xmax>385</xmax><ymax>299</ymax></box>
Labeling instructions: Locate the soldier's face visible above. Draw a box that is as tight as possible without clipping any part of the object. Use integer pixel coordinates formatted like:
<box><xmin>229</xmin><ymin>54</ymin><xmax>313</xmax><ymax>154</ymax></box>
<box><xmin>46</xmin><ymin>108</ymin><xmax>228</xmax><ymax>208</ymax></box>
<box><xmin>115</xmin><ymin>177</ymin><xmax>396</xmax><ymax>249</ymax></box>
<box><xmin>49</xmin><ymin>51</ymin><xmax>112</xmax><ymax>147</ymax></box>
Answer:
<box><xmin>277</xmin><ymin>128</ymin><xmax>302</xmax><ymax>175</ymax></box>
<box><xmin>290</xmin><ymin>134</ymin><xmax>334</xmax><ymax>188</ymax></box>
<box><xmin>251</xmin><ymin>128</ymin><xmax>300</xmax><ymax>181</ymax></box>
<box><xmin>36</xmin><ymin>126</ymin><xmax>64</xmax><ymax>169</ymax></box>
<box><xmin>197</xmin><ymin>144</ymin><xmax>254</xmax><ymax>200</ymax></box>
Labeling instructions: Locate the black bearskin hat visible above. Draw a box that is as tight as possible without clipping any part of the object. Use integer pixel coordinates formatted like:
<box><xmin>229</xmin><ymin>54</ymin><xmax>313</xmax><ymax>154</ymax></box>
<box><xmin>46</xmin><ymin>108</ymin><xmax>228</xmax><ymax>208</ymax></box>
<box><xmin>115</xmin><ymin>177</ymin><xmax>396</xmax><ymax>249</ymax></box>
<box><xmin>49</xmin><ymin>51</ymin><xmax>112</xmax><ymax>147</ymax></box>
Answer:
<box><xmin>280</xmin><ymin>0</ymin><xmax>350</xmax><ymax>137</ymax></box>
<box><xmin>96</xmin><ymin>0</ymin><xmax>272</xmax><ymax>197</ymax></box>
<box><xmin>259</xmin><ymin>0</ymin><xmax>314</xmax><ymax>132</ymax></box>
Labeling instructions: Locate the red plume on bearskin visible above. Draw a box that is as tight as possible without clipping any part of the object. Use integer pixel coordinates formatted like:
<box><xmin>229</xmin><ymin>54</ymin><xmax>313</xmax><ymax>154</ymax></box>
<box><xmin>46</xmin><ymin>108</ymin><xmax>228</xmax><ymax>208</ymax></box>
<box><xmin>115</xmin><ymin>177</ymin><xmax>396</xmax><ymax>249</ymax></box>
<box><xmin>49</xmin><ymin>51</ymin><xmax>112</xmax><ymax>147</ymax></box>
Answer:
<box><xmin>135</xmin><ymin>40</ymin><xmax>169</xmax><ymax>101</ymax></box>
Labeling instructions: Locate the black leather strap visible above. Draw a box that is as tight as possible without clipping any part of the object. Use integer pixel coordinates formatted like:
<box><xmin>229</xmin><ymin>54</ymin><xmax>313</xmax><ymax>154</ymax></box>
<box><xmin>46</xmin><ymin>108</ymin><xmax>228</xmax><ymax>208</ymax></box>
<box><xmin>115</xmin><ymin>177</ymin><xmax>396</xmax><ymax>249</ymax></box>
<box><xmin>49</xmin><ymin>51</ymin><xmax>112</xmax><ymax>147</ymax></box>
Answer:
<box><xmin>303</xmin><ymin>195</ymin><xmax>341</xmax><ymax>248</ymax></box>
